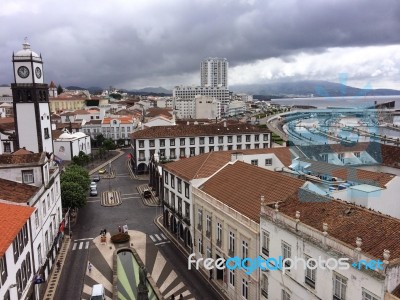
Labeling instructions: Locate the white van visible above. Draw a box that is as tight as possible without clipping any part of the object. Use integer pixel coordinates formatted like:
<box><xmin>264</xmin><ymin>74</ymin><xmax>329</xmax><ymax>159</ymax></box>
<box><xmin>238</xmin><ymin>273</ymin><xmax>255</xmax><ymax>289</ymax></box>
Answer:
<box><xmin>90</xmin><ymin>284</ymin><xmax>105</xmax><ymax>300</ymax></box>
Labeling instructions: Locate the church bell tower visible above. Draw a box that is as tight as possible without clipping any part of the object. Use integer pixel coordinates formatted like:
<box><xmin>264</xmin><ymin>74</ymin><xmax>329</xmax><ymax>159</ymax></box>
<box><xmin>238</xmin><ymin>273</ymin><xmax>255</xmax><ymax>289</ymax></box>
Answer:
<box><xmin>11</xmin><ymin>39</ymin><xmax>53</xmax><ymax>153</ymax></box>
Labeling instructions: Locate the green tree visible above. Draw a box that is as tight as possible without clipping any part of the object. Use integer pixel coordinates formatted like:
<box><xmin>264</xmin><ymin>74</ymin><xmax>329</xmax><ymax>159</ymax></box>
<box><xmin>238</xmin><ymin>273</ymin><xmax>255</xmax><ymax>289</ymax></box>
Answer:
<box><xmin>103</xmin><ymin>138</ymin><xmax>116</xmax><ymax>151</ymax></box>
<box><xmin>57</xmin><ymin>84</ymin><xmax>63</xmax><ymax>95</ymax></box>
<box><xmin>98</xmin><ymin>147</ymin><xmax>106</xmax><ymax>159</ymax></box>
<box><xmin>109</xmin><ymin>93</ymin><xmax>122</xmax><ymax>100</ymax></box>
<box><xmin>61</xmin><ymin>164</ymin><xmax>90</xmax><ymax>192</ymax></box>
<box><xmin>61</xmin><ymin>181</ymin><xmax>86</xmax><ymax>209</ymax></box>
<box><xmin>95</xmin><ymin>133</ymin><xmax>105</xmax><ymax>147</ymax></box>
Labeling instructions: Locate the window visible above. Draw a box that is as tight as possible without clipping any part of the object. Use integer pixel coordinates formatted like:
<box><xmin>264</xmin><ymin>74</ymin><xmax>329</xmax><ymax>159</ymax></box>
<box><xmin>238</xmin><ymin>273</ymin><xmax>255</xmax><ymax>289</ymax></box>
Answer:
<box><xmin>362</xmin><ymin>289</ymin><xmax>380</xmax><ymax>300</ymax></box>
<box><xmin>206</xmin><ymin>215</ymin><xmax>212</xmax><ymax>237</ymax></box>
<box><xmin>262</xmin><ymin>231</ymin><xmax>270</xmax><ymax>256</ymax></box>
<box><xmin>198</xmin><ymin>238</ymin><xmax>203</xmax><ymax>253</ymax></box>
<box><xmin>139</xmin><ymin>140</ymin><xmax>144</xmax><ymax>148</ymax></box>
<box><xmin>160</xmin><ymin>139</ymin><xmax>165</xmax><ymax>147</ymax></box>
<box><xmin>37</xmin><ymin>244</ymin><xmax>42</xmax><ymax>266</ymax></box>
<box><xmin>190</xmin><ymin>147</ymin><xmax>195</xmax><ymax>156</ymax></box>
<box><xmin>198</xmin><ymin>209</ymin><xmax>203</xmax><ymax>229</ymax></box>
<box><xmin>251</xmin><ymin>159</ymin><xmax>258</xmax><ymax>166</ymax></box>
<box><xmin>333</xmin><ymin>273</ymin><xmax>347</xmax><ymax>300</ymax></box>
<box><xmin>177</xmin><ymin>178</ymin><xmax>182</xmax><ymax>193</ymax></box>
<box><xmin>217</xmin><ymin>222</ymin><xmax>222</xmax><ymax>245</ymax></box>
<box><xmin>149</xmin><ymin>140</ymin><xmax>155</xmax><ymax>147</ymax></box>
<box><xmin>263</xmin><ymin>143</ymin><xmax>268</xmax><ymax>148</ymax></box>
<box><xmin>282</xmin><ymin>290</ymin><xmax>291</xmax><ymax>300</ymax></box>
<box><xmin>263</xmin><ymin>134</ymin><xmax>269</xmax><ymax>141</ymax></box>
<box><xmin>22</xmin><ymin>170</ymin><xmax>34</xmax><ymax>183</ymax></box>
<box><xmin>0</xmin><ymin>255</ymin><xmax>7</xmax><ymax>284</ymax></box>
<box><xmin>207</xmin><ymin>246</ymin><xmax>212</xmax><ymax>258</ymax></box>
<box><xmin>42</xmin><ymin>199</ymin><xmax>46</xmax><ymax>216</ymax></box>
<box><xmin>265</xmin><ymin>158</ymin><xmax>272</xmax><ymax>166</ymax></box>
<box><xmin>180</xmin><ymin>138</ymin><xmax>185</xmax><ymax>146</ymax></box>
<box><xmin>170</xmin><ymin>149</ymin><xmax>176</xmax><ymax>159</ymax></box>
<box><xmin>159</xmin><ymin>149</ymin><xmax>165</xmax><ymax>158</ymax></box>
<box><xmin>305</xmin><ymin>255</ymin><xmax>316</xmax><ymax>288</ymax></box>
<box><xmin>282</xmin><ymin>242</ymin><xmax>292</xmax><ymax>270</ymax></box>
<box><xmin>246</xmin><ymin>135</ymin><xmax>251</xmax><ymax>142</ymax></box>
<box><xmin>170</xmin><ymin>192</ymin><xmax>175</xmax><ymax>209</ymax></box>
<box><xmin>3</xmin><ymin>142</ymin><xmax>11</xmax><ymax>153</ymax></box>
<box><xmin>171</xmin><ymin>175</ymin><xmax>175</xmax><ymax>188</ymax></box>
<box><xmin>164</xmin><ymin>171</ymin><xmax>169</xmax><ymax>184</ymax></box>
<box><xmin>199</xmin><ymin>137</ymin><xmax>205</xmax><ymax>145</ymax></box>
<box><xmin>246</xmin><ymin>144</ymin><xmax>251</xmax><ymax>149</ymax></box>
<box><xmin>261</xmin><ymin>274</ymin><xmax>268</xmax><ymax>298</ymax></box>
<box><xmin>237</xmin><ymin>135</ymin><xmax>242</xmax><ymax>143</ymax></box>
<box><xmin>237</xmin><ymin>145</ymin><xmax>242</xmax><ymax>150</ymax></box>
<box><xmin>185</xmin><ymin>183</ymin><xmax>189</xmax><ymax>198</ymax></box>
<box><xmin>209</xmin><ymin>146</ymin><xmax>214</xmax><ymax>152</ymax></box>
<box><xmin>184</xmin><ymin>202</ymin><xmax>190</xmax><ymax>218</ymax></box>
<box><xmin>255</xmin><ymin>134</ymin><xmax>260</xmax><ymax>142</ymax></box>
<box><xmin>35</xmin><ymin>210</ymin><xmax>39</xmax><ymax>228</ymax></box>
<box><xmin>209</xmin><ymin>137</ymin><xmax>214</xmax><ymax>144</ymax></box>
<box><xmin>199</xmin><ymin>147</ymin><xmax>205</xmax><ymax>154</ymax></box>
<box><xmin>229</xmin><ymin>231</ymin><xmax>235</xmax><ymax>256</ymax></box>
<box><xmin>190</xmin><ymin>138</ymin><xmax>195</xmax><ymax>145</ymax></box>
<box><xmin>354</xmin><ymin>152</ymin><xmax>361</xmax><ymax>158</ymax></box>
<box><xmin>218</xmin><ymin>136</ymin><xmax>223</xmax><ymax>143</ymax></box>
<box><xmin>229</xmin><ymin>269</ymin><xmax>235</xmax><ymax>287</ymax></box>
<box><xmin>242</xmin><ymin>240</ymin><xmax>248</xmax><ymax>265</ymax></box>
<box><xmin>44</xmin><ymin>128</ymin><xmax>50</xmax><ymax>139</ymax></box>
<box><xmin>170</xmin><ymin>139</ymin><xmax>175</xmax><ymax>146</ymax></box>
<box><xmin>228</xmin><ymin>136</ymin><xmax>232</xmax><ymax>143</ymax></box>
<box><xmin>178</xmin><ymin>197</ymin><xmax>182</xmax><ymax>216</ymax></box>
<box><xmin>242</xmin><ymin>279</ymin><xmax>248</xmax><ymax>299</ymax></box>
<box><xmin>180</xmin><ymin>148</ymin><xmax>186</xmax><ymax>158</ymax></box>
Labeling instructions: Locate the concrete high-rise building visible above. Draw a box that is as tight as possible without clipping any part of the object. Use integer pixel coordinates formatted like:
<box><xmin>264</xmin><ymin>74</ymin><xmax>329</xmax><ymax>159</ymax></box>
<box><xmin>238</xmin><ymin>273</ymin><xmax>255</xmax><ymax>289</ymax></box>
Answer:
<box><xmin>200</xmin><ymin>57</ymin><xmax>228</xmax><ymax>88</ymax></box>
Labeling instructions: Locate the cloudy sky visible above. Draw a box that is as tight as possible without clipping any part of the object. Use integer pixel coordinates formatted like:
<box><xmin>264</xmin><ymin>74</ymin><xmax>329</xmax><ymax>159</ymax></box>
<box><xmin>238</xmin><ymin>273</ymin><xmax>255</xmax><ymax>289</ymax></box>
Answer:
<box><xmin>1</xmin><ymin>0</ymin><xmax>400</xmax><ymax>90</ymax></box>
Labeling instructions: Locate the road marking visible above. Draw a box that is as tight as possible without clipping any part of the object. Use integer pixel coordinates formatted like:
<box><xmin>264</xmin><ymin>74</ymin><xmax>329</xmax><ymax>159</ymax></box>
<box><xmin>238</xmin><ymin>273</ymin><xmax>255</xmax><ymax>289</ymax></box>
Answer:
<box><xmin>72</xmin><ymin>243</ymin><xmax>77</xmax><ymax>250</ymax></box>
<box><xmin>79</xmin><ymin>242</ymin><xmax>83</xmax><ymax>250</ymax></box>
<box><xmin>75</xmin><ymin>238</ymin><xmax>94</xmax><ymax>242</ymax></box>
<box><xmin>121</xmin><ymin>193</ymin><xmax>139</xmax><ymax>196</ymax></box>
<box><xmin>149</xmin><ymin>235</ymin><xmax>156</xmax><ymax>242</ymax></box>
<box><xmin>155</xmin><ymin>234</ymin><xmax>162</xmax><ymax>241</ymax></box>
<box><xmin>85</xmin><ymin>241</ymin><xmax>89</xmax><ymax>249</ymax></box>
<box><xmin>87</xmin><ymin>200</ymin><xmax>100</xmax><ymax>203</ymax></box>
<box><xmin>154</xmin><ymin>241</ymin><xmax>171</xmax><ymax>246</ymax></box>
<box><xmin>161</xmin><ymin>233</ymin><xmax>167</xmax><ymax>239</ymax></box>
<box><xmin>121</xmin><ymin>196</ymin><xmax>141</xmax><ymax>200</ymax></box>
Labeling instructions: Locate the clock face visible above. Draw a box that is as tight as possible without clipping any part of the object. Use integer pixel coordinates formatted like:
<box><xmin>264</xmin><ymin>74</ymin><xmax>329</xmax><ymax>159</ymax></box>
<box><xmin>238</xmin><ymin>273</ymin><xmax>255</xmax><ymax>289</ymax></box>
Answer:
<box><xmin>35</xmin><ymin>67</ymin><xmax>42</xmax><ymax>79</ymax></box>
<box><xmin>17</xmin><ymin>66</ymin><xmax>30</xmax><ymax>78</ymax></box>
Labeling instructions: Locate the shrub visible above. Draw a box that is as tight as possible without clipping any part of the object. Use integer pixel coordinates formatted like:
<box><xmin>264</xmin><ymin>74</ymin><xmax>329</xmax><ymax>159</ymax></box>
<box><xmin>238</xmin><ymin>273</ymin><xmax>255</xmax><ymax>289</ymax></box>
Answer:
<box><xmin>111</xmin><ymin>233</ymin><xmax>130</xmax><ymax>244</ymax></box>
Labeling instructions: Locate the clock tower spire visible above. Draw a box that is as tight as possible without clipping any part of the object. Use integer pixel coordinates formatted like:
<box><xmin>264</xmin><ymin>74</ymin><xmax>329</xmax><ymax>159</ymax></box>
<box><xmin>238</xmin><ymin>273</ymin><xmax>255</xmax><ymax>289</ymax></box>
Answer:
<box><xmin>11</xmin><ymin>39</ymin><xmax>53</xmax><ymax>153</ymax></box>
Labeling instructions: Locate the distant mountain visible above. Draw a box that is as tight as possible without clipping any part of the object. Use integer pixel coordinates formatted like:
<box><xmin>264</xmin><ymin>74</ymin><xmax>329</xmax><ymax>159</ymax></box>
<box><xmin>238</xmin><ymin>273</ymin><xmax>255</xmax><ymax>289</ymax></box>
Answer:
<box><xmin>65</xmin><ymin>86</ymin><xmax>87</xmax><ymax>91</ymax></box>
<box><xmin>231</xmin><ymin>80</ymin><xmax>400</xmax><ymax>98</ymax></box>
<box><xmin>130</xmin><ymin>87</ymin><xmax>172</xmax><ymax>94</ymax></box>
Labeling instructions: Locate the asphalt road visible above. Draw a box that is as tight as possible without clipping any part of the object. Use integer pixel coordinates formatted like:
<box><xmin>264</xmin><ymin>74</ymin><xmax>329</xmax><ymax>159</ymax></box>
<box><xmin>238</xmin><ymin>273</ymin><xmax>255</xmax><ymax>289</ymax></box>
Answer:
<box><xmin>55</xmin><ymin>150</ymin><xmax>222</xmax><ymax>300</ymax></box>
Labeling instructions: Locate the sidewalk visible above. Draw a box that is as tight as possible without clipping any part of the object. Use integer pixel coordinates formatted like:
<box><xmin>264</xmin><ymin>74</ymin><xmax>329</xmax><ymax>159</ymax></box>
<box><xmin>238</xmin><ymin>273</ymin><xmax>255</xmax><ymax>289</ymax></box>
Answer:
<box><xmin>154</xmin><ymin>216</ymin><xmax>230</xmax><ymax>300</ymax></box>
<box><xmin>42</xmin><ymin>235</ymin><xmax>72</xmax><ymax>300</ymax></box>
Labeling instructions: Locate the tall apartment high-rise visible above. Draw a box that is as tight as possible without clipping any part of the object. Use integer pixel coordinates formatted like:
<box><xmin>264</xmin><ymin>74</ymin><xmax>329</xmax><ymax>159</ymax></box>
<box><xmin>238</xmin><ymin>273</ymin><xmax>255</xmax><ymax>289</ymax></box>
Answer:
<box><xmin>200</xmin><ymin>57</ymin><xmax>228</xmax><ymax>88</ymax></box>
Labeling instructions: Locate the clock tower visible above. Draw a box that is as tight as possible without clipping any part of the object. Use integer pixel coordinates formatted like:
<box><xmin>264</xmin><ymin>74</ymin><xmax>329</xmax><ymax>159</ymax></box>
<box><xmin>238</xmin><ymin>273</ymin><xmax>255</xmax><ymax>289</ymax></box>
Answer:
<box><xmin>11</xmin><ymin>39</ymin><xmax>53</xmax><ymax>153</ymax></box>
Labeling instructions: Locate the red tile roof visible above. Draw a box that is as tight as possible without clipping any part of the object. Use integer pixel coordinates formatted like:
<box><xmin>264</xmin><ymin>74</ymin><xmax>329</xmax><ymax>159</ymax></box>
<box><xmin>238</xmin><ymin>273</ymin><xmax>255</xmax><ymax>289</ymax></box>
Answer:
<box><xmin>102</xmin><ymin>117</ymin><xmax>134</xmax><ymax>125</ymax></box>
<box><xmin>0</xmin><ymin>178</ymin><xmax>39</xmax><ymax>203</ymax></box>
<box><xmin>0</xmin><ymin>152</ymin><xmax>45</xmax><ymax>165</ymax></box>
<box><xmin>199</xmin><ymin>161</ymin><xmax>305</xmax><ymax>222</ymax></box>
<box><xmin>277</xmin><ymin>189</ymin><xmax>400</xmax><ymax>261</ymax></box>
<box><xmin>146</xmin><ymin>108</ymin><xmax>173</xmax><ymax>118</ymax></box>
<box><xmin>164</xmin><ymin>147</ymin><xmax>293</xmax><ymax>181</ymax></box>
<box><xmin>131</xmin><ymin>123</ymin><xmax>270</xmax><ymax>139</ymax></box>
<box><xmin>0</xmin><ymin>202</ymin><xmax>34</xmax><ymax>256</ymax></box>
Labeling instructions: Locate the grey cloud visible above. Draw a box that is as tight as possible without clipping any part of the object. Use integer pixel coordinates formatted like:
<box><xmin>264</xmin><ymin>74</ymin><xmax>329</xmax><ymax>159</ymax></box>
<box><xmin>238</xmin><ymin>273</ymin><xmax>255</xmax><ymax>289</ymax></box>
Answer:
<box><xmin>1</xmin><ymin>0</ymin><xmax>399</xmax><ymax>88</ymax></box>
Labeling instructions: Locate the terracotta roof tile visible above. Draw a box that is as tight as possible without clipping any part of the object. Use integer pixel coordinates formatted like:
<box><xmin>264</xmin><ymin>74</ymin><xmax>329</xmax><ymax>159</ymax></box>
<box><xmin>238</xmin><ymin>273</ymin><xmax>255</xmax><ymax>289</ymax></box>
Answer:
<box><xmin>102</xmin><ymin>117</ymin><xmax>134</xmax><ymax>125</ymax></box>
<box><xmin>49</xmin><ymin>81</ymin><xmax>56</xmax><ymax>88</ymax></box>
<box><xmin>0</xmin><ymin>152</ymin><xmax>45</xmax><ymax>165</ymax></box>
<box><xmin>52</xmin><ymin>129</ymin><xmax>64</xmax><ymax>139</ymax></box>
<box><xmin>131</xmin><ymin>123</ymin><xmax>270</xmax><ymax>139</ymax></box>
<box><xmin>56</xmin><ymin>123</ymin><xmax>82</xmax><ymax>129</ymax></box>
<box><xmin>278</xmin><ymin>189</ymin><xmax>400</xmax><ymax>261</ymax></box>
<box><xmin>146</xmin><ymin>108</ymin><xmax>173</xmax><ymax>118</ymax></box>
<box><xmin>0</xmin><ymin>202</ymin><xmax>35</xmax><ymax>256</ymax></box>
<box><xmin>74</xmin><ymin>109</ymin><xmax>90</xmax><ymax>114</ymax></box>
<box><xmin>164</xmin><ymin>147</ymin><xmax>293</xmax><ymax>181</ymax></box>
<box><xmin>0</xmin><ymin>178</ymin><xmax>39</xmax><ymax>203</ymax></box>
<box><xmin>199</xmin><ymin>161</ymin><xmax>305</xmax><ymax>222</ymax></box>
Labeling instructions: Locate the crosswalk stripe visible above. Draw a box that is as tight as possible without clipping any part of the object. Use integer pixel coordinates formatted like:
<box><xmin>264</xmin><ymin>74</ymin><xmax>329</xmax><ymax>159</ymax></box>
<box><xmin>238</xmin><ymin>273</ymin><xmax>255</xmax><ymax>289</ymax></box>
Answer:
<box><xmin>72</xmin><ymin>243</ymin><xmax>77</xmax><ymax>251</ymax></box>
<box><xmin>161</xmin><ymin>233</ymin><xmax>167</xmax><ymax>240</ymax></box>
<box><xmin>79</xmin><ymin>242</ymin><xmax>83</xmax><ymax>250</ymax></box>
<box><xmin>155</xmin><ymin>234</ymin><xmax>162</xmax><ymax>241</ymax></box>
<box><xmin>149</xmin><ymin>235</ymin><xmax>156</xmax><ymax>242</ymax></box>
<box><xmin>154</xmin><ymin>241</ymin><xmax>170</xmax><ymax>246</ymax></box>
<box><xmin>85</xmin><ymin>241</ymin><xmax>89</xmax><ymax>249</ymax></box>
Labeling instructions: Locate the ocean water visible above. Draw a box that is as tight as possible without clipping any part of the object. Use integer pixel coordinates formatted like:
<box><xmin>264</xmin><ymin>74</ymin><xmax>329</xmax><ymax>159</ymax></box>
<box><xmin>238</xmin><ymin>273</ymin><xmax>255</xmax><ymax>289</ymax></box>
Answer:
<box><xmin>271</xmin><ymin>95</ymin><xmax>400</xmax><ymax>109</ymax></box>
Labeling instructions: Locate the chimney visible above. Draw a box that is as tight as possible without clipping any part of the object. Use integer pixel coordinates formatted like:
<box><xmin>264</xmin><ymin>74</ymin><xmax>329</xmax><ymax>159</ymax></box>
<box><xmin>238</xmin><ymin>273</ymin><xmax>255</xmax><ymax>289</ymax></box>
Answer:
<box><xmin>260</xmin><ymin>195</ymin><xmax>266</xmax><ymax>214</ymax></box>
<box><xmin>230</xmin><ymin>152</ymin><xmax>243</xmax><ymax>162</ymax></box>
<box><xmin>223</xmin><ymin>121</ymin><xmax>227</xmax><ymax>127</ymax></box>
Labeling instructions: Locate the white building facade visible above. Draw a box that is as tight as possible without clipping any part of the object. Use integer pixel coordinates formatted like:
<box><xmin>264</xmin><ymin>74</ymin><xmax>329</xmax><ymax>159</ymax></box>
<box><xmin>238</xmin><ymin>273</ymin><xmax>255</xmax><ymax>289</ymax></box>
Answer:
<box><xmin>200</xmin><ymin>57</ymin><xmax>228</xmax><ymax>88</ymax></box>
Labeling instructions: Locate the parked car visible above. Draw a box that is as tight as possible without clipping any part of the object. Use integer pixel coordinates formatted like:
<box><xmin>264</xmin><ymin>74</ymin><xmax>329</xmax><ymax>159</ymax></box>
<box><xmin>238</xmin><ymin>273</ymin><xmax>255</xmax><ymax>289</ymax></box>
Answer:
<box><xmin>92</xmin><ymin>175</ymin><xmax>100</xmax><ymax>182</ymax></box>
<box><xmin>90</xmin><ymin>189</ymin><xmax>98</xmax><ymax>196</ymax></box>
<box><xmin>90</xmin><ymin>284</ymin><xmax>105</xmax><ymax>300</ymax></box>
<box><xmin>143</xmin><ymin>189</ymin><xmax>152</xmax><ymax>199</ymax></box>
<box><xmin>90</xmin><ymin>182</ymin><xmax>97</xmax><ymax>190</ymax></box>
<box><xmin>98</xmin><ymin>168</ymin><xmax>107</xmax><ymax>174</ymax></box>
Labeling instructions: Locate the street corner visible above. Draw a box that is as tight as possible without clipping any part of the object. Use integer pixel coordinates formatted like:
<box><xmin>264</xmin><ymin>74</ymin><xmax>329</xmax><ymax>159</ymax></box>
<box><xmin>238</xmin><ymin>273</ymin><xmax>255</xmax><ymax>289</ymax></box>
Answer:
<box><xmin>101</xmin><ymin>190</ymin><xmax>122</xmax><ymax>206</ymax></box>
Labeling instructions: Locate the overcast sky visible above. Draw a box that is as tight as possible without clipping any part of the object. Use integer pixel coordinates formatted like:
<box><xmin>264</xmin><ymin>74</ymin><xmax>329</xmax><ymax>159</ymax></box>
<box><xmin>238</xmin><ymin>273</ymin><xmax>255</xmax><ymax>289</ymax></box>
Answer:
<box><xmin>1</xmin><ymin>0</ymin><xmax>400</xmax><ymax>90</ymax></box>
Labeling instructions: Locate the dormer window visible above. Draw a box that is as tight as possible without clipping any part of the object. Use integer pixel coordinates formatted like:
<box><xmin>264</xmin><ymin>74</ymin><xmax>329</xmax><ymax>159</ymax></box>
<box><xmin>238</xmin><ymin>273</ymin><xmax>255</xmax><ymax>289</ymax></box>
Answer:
<box><xmin>113</xmin><ymin>120</ymin><xmax>118</xmax><ymax>125</ymax></box>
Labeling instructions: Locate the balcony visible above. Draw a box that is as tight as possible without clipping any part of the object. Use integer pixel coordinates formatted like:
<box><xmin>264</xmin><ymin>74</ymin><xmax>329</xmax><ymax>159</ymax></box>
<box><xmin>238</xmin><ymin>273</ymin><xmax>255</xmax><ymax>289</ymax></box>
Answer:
<box><xmin>305</xmin><ymin>277</ymin><xmax>315</xmax><ymax>289</ymax></box>
<box><xmin>261</xmin><ymin>289</ymin><xmax>268</xmax><ymax>298</ymax></box>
